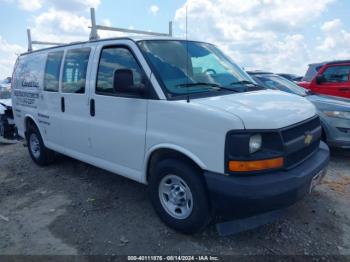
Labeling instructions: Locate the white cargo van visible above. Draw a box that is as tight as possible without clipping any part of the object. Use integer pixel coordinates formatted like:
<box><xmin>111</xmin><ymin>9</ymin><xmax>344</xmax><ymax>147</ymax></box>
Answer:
<box><xmin>12</xmin><ymin>36</ymin><xmax>329</xmax><ymax>233</ymax></box>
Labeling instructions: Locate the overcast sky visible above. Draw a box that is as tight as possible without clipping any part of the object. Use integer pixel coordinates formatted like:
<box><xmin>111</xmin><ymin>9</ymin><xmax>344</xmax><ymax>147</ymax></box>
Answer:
<box><xmin>0</xmin><ymin>0</ymin><xmax>349</xmax><ymax>79</ymax></box>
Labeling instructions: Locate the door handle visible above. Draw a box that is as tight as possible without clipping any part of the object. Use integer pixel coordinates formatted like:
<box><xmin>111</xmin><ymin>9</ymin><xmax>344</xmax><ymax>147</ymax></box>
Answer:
<box><xmin>339</xmin><ymin>88</ymin><xmax>349</xmax><ymax>92</ymax></box>
<box><xmin>61</xmin><ymin>97</ymin><xmax>65</xmax><ymax>112</ymax></box>
<box><xmin>90</xmin><ymin>99</ymin><xmax>95</xmax><ymax>117</ymax></box>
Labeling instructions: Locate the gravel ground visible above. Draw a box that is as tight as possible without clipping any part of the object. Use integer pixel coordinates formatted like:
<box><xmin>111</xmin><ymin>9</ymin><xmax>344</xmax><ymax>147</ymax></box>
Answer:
<box><xmin>0</xmin><ymin>142</ymin><xmax>349</xmax><ymax>257</ymax></box>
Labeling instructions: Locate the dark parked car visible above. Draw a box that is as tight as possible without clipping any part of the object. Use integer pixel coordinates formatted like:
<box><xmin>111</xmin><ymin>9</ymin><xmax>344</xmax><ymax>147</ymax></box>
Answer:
<box><xmin>278</xmin><ymin>73</ymin><xmax>302</xmax><ymax>82</ymax></box>
<box><xmin>249</xmin><ymin>71</ymin><xmax>350</xmax><ymax>149</ymax></box>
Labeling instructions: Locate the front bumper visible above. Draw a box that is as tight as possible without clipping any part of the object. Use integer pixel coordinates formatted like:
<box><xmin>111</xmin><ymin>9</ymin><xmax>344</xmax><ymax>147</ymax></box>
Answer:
<box><xmin>0</xmin><ymin>115</ymin><xmax>16</xmax><ymax>140</ymax></box>
<box><xmin>204</xmin><ymin>142</ymin><xmax>330</xmax><ymax>221</ymax></box>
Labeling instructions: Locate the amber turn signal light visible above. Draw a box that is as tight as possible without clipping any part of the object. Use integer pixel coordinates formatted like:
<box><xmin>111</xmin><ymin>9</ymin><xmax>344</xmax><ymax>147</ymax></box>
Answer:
<box><xmin>228</xmin><ymin>157</ymin><xmax>284</xmax><ymax>172</ymax></box>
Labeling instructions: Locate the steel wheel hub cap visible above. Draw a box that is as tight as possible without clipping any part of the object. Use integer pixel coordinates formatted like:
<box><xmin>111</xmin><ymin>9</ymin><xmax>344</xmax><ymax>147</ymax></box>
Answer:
<box><xmin>29</xmin><ymin>133</ymin><xmax>40</xmax><ymax>159</ymax></box>
<box><xmin>159</xmin><ymin>174</ymin><xmax>193</xmax><ymax>220</ymax></box>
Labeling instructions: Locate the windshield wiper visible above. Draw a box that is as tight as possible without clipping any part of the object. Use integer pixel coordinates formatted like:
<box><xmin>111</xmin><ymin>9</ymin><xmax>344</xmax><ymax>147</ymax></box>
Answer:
<box><xmin>230</xmin><ymin>80</ymin><xmax>259</xmax><ymax>87</ymax></box>
<box><xmin>176</xmin><ymin>82</ymin><xmax>239</xmax><ymax>92</ymax></box>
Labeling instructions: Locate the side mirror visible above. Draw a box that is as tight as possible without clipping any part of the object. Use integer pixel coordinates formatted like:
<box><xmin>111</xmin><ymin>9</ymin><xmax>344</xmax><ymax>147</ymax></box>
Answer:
<box><xmin>113</xmin><ymin>69</ymin><xmax>146</xmax><ymax>95</ymax></box>
<box><xmin>316</xmin><ymin>75</ymin><xmax>325</xmax><ymax>85</ymax></box>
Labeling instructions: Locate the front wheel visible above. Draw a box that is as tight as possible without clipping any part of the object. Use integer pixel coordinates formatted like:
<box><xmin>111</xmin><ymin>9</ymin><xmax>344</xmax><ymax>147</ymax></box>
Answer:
<box><xmin>149</xmin><ymin>158</ymin><xmax>212</xmax><ymax>234</ymax></box>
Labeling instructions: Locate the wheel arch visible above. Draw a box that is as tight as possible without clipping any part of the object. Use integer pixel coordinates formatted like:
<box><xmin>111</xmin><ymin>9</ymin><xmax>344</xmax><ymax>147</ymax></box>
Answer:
<box><xmin>143</xmin><ymin>144</ymin><xmax>207</xmax><ymax>184</ymax></box>
<box><xmin>23</xmin><ymin>115</ymin><xmax>42</xmax><ymax>140</ymax></box>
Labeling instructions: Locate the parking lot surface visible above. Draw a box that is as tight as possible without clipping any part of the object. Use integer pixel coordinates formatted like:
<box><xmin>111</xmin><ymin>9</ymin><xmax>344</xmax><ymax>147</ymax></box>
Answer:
<box><xmin>0</xmin><ymin>142</ymin><xmax>349</xmax><ymax>256</ymax></box>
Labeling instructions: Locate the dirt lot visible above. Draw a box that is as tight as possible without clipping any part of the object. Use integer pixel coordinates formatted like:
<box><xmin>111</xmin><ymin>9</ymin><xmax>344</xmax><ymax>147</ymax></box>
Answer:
<box><xmin>0</xmin><ymin>142</ymin><xmax>349</xmax><ymax>257</ymax></box>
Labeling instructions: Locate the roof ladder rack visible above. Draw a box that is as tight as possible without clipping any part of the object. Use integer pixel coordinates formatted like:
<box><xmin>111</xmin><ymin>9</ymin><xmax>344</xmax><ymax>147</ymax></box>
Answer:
<box><xmin>89</xmin><ymin>8</ymin><xmax>173</xmax><ymax>41</ymax></box>
<box><xmin>26</xmin><ymin>8</ymin><xmax>173</xmax><ymax>51</ymax></box>
<box><xmin>27</xmin><ymin>29</ymin><xmax>66</xmax><ymax>52</ymax></box>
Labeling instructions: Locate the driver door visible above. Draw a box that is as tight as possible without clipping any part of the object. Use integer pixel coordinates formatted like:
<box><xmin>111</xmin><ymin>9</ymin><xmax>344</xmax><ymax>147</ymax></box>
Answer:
<box><xmin>88</xmin><ymin>43</ymin><xmax>148</xmax><ymax>181</ymax></box>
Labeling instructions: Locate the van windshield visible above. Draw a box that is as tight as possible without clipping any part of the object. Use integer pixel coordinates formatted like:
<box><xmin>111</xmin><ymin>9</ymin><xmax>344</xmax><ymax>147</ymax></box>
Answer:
<box><xmin>138</xmin><ymin>40</ymin><xmax>257</xmax><ymax>97</ymax></box>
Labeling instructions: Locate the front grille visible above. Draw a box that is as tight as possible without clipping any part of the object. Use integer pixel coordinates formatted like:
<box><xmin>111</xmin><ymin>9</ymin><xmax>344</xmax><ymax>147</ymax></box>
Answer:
<box><xmin>282</xmin><ymin>117</ymin><xmax>321</xmax><ymax>169</ymax></box>
<box><xmin>281</xmin><ymin>117</ymin><xmax>320</xmax><ymax>143</ymax></box>
<box><xmin>284</xmin><ymin>140</ymin><xmax>319</xmax><ymax>168</ymax></box>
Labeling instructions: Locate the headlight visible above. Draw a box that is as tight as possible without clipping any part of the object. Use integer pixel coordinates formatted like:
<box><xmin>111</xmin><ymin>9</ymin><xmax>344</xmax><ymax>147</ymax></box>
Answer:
<box><xmin>323</xmin><ymin>111</ymin><xmax>350</xmax><ymax>120</ymax></box>
<box><xmin>249</xmin><ymin>134</ymin><xmax>262</xmax><ymax>154</ymax></box>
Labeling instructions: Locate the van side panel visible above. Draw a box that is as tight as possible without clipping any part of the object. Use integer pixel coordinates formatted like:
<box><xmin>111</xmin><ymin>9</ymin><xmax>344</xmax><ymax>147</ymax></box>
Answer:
<box><xmin>12</xmin><ymin>52</ymin><xmax>47</xmax><ymax>138</ymax></box>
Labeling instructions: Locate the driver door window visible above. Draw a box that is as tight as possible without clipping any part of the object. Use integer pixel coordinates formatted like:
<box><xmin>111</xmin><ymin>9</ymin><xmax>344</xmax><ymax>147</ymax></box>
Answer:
<box><xmin>96</xmin><ymin>47</ymin><xmax>143</xmax><ymax>96</ymax></box>
<box><xmin>323</xmin><ymin>66</ymin><xmax>350</xmax><ymax>83</ymax></box>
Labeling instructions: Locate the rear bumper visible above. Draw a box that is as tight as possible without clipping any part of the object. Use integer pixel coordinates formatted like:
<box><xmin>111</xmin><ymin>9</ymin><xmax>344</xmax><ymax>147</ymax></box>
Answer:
<box><xmin>204</xmin><ymin>142</ymin><xmax>330</xmax><ymax>220</ymax></box>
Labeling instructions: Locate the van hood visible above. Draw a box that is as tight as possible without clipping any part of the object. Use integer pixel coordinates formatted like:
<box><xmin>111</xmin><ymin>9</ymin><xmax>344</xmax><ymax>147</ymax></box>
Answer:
<box><xmin>0</xmin><ymin>99</ymin><xmax>11</xmax><ymax>115</ymax></box>
<box><xmin>194</xmin><ymin>90</ymin><xmax>316</xmax><ymax>129</ymax></box>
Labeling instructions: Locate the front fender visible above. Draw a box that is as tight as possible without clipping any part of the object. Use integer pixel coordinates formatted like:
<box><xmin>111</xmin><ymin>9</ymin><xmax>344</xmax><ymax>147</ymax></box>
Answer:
<box><xmin>142</xmin><ymin>143</ymin><xmax>207</xmax><ymax>184</ymax></box>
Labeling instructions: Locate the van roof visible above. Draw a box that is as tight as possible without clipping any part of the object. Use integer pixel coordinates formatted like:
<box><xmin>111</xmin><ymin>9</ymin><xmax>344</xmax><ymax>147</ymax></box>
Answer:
<box><xmin>20</xmin><ymin>36</ymin><xmax>190</xmax><ymax>56</ymax></box>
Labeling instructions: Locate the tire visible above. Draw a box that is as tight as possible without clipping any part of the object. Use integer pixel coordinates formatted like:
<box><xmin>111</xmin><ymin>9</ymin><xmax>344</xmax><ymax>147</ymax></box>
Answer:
<box><xmin>321</xmin><ymin>128</ymin><xmax>327</xmax><ymax>143</ymax></box>
<box><xmin>26</xmin><ymin>123</ymin><xmax>55</xmax><ymax>166</ymax></box>
<box><xmin>149</xmin><ymin>158</ymin><xmax>212</xmax><ymax>234</ymax></box>
<box><xmin>0</xmin><ymin>118</ymin><xmax>5</xmax><ymax>138</ymax></box>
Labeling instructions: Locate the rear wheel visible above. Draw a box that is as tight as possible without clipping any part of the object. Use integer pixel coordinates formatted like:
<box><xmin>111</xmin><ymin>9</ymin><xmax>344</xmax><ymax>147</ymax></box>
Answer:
<box><xmin>26</xmin><ymin>123</ymin><xmax>55</xmax><ymax>166</ymax></box>
<box><xmin>149</xmin><ymin>158</ymin><xmax>211</xmax><ymax>234</ymax></box>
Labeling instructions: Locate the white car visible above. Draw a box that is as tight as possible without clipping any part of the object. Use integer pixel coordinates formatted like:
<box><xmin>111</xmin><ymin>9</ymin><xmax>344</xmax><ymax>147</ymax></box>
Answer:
<box><xmin>11</xmin><ymin>37</ymin><xmax>329</xmax><ymax>233</ymax></box>
<box><xmin>0</xmin><ymin>82</ymin><xmax>16</xmax><ymax>140</ymax></box>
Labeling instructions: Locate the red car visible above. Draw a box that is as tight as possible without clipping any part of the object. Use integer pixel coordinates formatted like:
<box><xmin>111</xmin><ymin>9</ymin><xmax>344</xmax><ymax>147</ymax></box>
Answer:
<box><xmin>298</xmin><ymin>60</ymin><xmax>350</xmax><ymax>99</ymax></box>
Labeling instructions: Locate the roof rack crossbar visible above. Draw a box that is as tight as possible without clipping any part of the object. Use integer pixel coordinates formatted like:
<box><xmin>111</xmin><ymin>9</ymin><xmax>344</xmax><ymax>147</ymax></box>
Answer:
<box><xmin>27</xmin><ymin>29</ymin><xmax>66</xmax><ymax>52</ymax></box>
<box><xmin>26</xmin><ymin>8</ymin><xmax>173</xmax><ymax>52</ymax></box>
<box><xmin>94</xmin><ymin>25</ymin><xmax>171</xmax><ymax>37</ymax></box>
<box><xmin>89</xmin><ymin>8</ymin><xmax>173</xmax><ymax>40</ymax></box>
<box><xmin>32</xmin><ymin>41</ymin><xmax>67</xmax><ymax>46</ymax></box>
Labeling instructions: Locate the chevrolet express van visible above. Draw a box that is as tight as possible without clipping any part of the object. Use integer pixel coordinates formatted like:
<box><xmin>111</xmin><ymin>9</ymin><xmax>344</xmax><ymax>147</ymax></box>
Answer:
<box><xmin>12</xmin><ymin>37</ymin><xmax>329</xmax><ymax>233</ymax></box>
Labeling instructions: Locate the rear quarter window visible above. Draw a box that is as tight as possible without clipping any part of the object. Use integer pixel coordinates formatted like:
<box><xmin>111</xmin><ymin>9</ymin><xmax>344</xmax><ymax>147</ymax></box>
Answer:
<box><xmin>44</xmin><ymin>51</ymin><xmax>64</xmax><ymax>92</ymax></box>
<box><xmin>62</xmin><ymin>48</ymin><xmax>91</xmax><ymax>94</ymax></box>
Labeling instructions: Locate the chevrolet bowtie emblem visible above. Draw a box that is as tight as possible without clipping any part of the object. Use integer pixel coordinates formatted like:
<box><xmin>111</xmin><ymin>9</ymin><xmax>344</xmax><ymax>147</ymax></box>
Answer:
<box><xmin>304</xmin><ymin>133</ymin><xmax>313</xmax><ymax>145</ymax></box>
